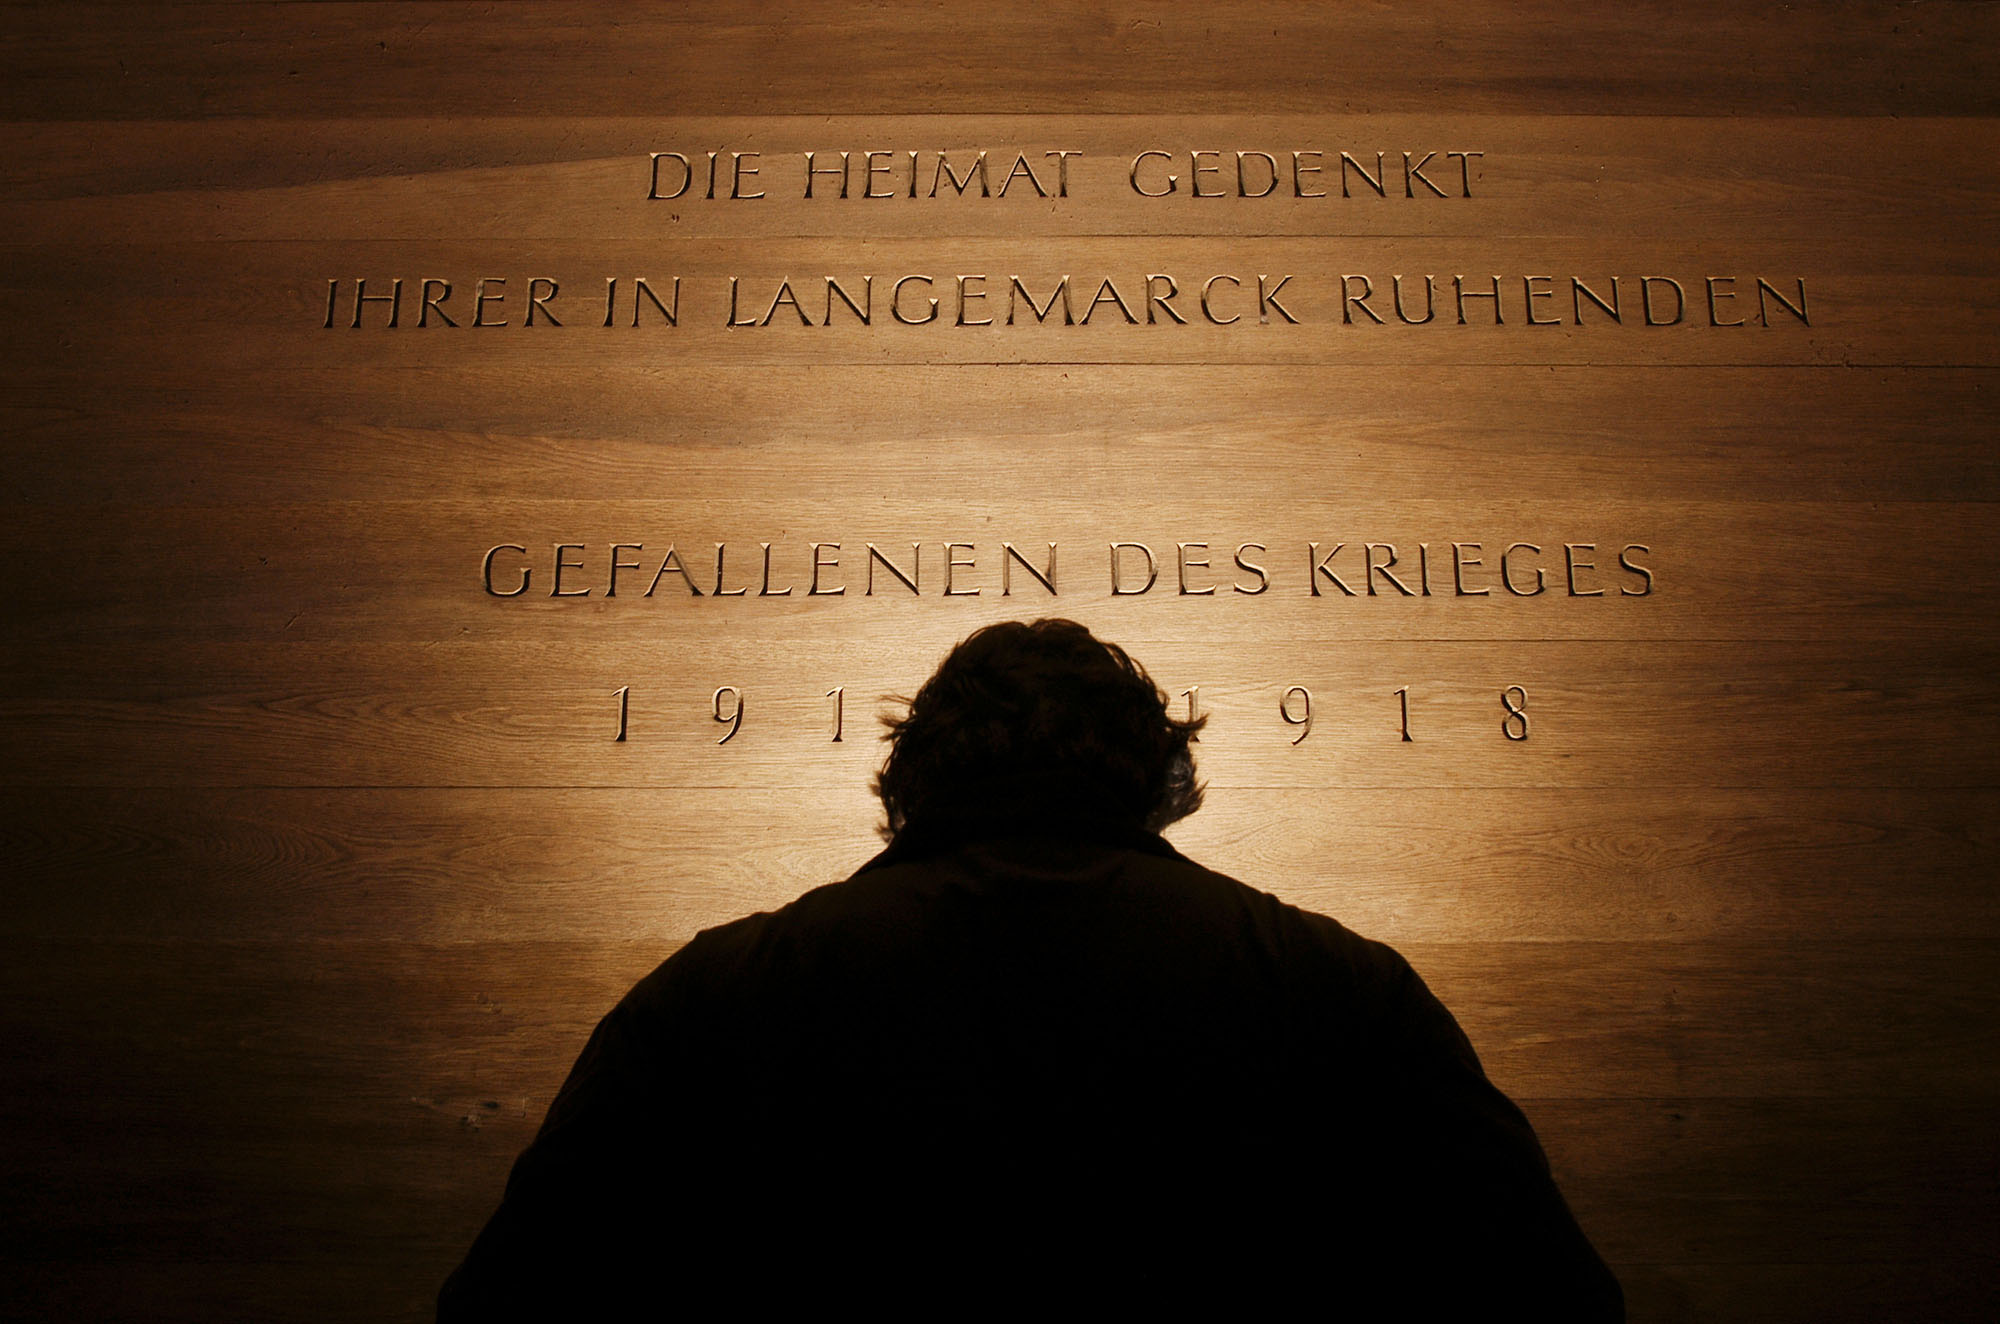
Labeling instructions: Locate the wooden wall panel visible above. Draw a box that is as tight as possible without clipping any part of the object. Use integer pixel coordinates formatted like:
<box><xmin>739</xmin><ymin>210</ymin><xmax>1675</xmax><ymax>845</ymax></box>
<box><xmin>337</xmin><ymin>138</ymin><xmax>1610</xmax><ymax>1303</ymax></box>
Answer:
<box><xmin>3</xmin><ymin>4</ymin><xmax>1996</xmax><ymax>1322</ymax></box>
<box><xmin>2</xmin><ymin>3</ymin><xmax>1994</xmax><ymax>118</ymax></box>
<box><xmin>0</xmin><ymin>240</ymin><xmax>1976</xmax><ymax>369</ymax></box>
<box><xmin>5</xmin><ymin>504</ymin><xmax>1997</xmax><ymax>642</ymax></box>
<box><xmin>2</xmin><ymin>117</ymin><xmax>1993</xmax><ymax>246</ymax></box>
<box><xmin>7</xmin><ymin>366</ymin><xmax>2000</xmax><ymax>504</ymax></box>
<box><xmin>5</xmin><ymin>641</ymin><xmax>1997</xmax><ymax>789</ymax></box>
<box><xmin>6</xmin><ymin>787</ymin><xmax>1995</xmax><ymax>943</ymax></box>
<box><xmin>4</xmin><ymin>939</ymin><xmax>1995</xmax><ymax>1315</ymax></box>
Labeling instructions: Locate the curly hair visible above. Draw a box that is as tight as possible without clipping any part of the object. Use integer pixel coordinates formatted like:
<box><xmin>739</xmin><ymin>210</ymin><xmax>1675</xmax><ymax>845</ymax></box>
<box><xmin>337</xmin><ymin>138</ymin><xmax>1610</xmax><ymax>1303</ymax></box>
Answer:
<box><xmin>875</xmin><ymin>619</ymin><xmax>1205</xmax><ymax>838</ymax></box>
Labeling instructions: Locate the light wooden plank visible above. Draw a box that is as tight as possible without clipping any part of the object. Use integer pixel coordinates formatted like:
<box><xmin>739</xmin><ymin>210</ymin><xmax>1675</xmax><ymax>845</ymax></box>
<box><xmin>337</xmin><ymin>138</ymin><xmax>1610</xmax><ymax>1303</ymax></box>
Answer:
<box><xmin>0</xmin><ymin>238</ymin><xmax>1972</xmax><ymax>369</ymax></box>
<box><xmin>1</xmin><ymin>2</ymin><xmax>1992</xmax><ymax>120</ymax></box>
<box><xmin>4</xmin><ymin>934</ymin><xmax>1993</xmax><ymax>1316</ymax></box>
<box><xmin>0</xmin><ymin>640</ymin><xmax>1993</xmax><ymax>790</ymax></box>
<box><xmin>7</xmin><ymin>365</ymin><xmax>1998</xmax><ymax>506</ymax></box>
<box><xmin>1614</xmin><ymin>1263</ymin><xmax>1999</xmax><ymax>1324</ymax></box>
<box><xmin>0</xmin><ymin>116</ymin><xmax>1991</xmax><ymax>251</ymax></box>
<box><xmin>1534</xmin><ymin>1098</ymin><xmax>2000</xmax><ymax>1266</ymax></box>
<box><xmin>4</xmin><ymin>501</ymin><xmax>1995</xmax><ymax>645</ymax></box>
<box><xmin>3</xmin><ymin>787</ymin><xmax>1996</xmax><ymax>944</ymax></box>
<box><xmin>1</xmin><ymin>938</ymin><xmax>1990</xmax><ymax>1107</ymax></box>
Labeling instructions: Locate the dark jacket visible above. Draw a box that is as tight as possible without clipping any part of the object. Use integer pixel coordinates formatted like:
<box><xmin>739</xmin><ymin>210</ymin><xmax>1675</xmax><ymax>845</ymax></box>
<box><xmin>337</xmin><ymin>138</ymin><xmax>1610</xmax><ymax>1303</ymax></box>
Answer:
<box><xmin>441</xmin><ymin>802</ymin><xmax>1624</xmax><ymax>1318</ymax></box>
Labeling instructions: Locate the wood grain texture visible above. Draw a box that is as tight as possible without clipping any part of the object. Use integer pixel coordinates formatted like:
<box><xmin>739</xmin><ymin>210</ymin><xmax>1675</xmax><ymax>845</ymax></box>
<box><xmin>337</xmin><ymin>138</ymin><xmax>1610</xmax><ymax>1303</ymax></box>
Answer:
<box><xmin>0</xmin><ymin>237</ymin><xmax>1972</xmax><ymax>370</ymax></box>
<box><xmin>5</xmin><ymin>787</ymin><xmax>1993</xmax><ymax>943</ymax></box>
<box><xmin>2</xmin><ymin>940</ymin><xmax>1994</xmax><ymax>1316</ymax></box>
<box><xmin>6</xmin><ymin>365</ymin><xmax>1999</xmax><ymax>505</ymax></box>
<box><xmin>3</xmin><ymin>501</ymin><xmax>1994</xmax><ymax>644</ymax></box>
<box><xmin>2</xmin><ymin>2</ymin><xmax>1994</xmax><ymax>119</ymax></box>
<box><xmin>1</xmin><ymin>936</ymin><xmax>1991</xmax><ymax>1111</ymax></box>
<box><xmin>0</xmin><ymin>116</ymin><xmax>1991</xmax><ymax>246</ymax></box>
<box><xmin>3</xmin><ymin>2</ymin><xmax>1996</xmax><ymax>1320</ymax></box>
<box><xmin>2</xmin><ymin>640</ymin><xmax>1995</xmax><ymax>790</ymax></box>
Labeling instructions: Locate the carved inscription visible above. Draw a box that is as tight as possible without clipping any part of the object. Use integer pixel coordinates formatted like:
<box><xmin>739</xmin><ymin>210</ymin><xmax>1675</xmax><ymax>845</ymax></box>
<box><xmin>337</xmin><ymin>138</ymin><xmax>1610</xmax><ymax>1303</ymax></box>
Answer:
<box><xmin>483</xmin><ymin>540</ymin><xmax>1654</xmax><ymax>600</ymax></box>
<box><xmin>325</xmin><ymin>274</ymin><xmax>1810</xmax><ymax>330</ymax></box>
<box><xmin>711</xmin><ymin>686</ymin><xmax>744</xmax><ymax>744</ymax></box>
<box><xmin>613</xmin><ymin>683</ymin><xmax>1541</xmax><ymax>745</ymax></box>
<box><xmin>346</xmin><ymin>138</ymin><xmax>1748</xmax><ymax>764</ymax></box>
<box><xmin>1281</xmin><ymin>686</ymin><xmax>1313</xmax><ymax>744</ymax></box>
<box><xmin>317</xmin><ymin>145</ymin><xmax>1818</xmax><ymax>335</ymax></box>
<box><xmin>641</xmin><ymin>147</ymin><xmax>1482</xmax><ymax>202</ymax></box>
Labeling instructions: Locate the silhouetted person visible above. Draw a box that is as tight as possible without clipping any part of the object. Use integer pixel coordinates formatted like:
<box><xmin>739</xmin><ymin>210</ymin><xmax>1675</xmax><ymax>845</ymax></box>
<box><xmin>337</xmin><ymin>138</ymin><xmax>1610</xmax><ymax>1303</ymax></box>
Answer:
<box><xmin>441</xmin><ymin>619</ymin><xmax>1623</xmax><ymax>1318</ymax></box>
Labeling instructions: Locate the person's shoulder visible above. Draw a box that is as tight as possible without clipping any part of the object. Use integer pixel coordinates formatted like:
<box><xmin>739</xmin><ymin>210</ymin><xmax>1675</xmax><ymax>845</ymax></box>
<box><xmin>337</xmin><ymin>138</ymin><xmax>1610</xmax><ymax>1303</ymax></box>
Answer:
<box><xmin>616</xmin><ymin>833</ymin><xmax>1420</xmax><ymax>1008</ymax></box>
<box><xmin>1158</xmin><ymin>844</ymin><xmax>1419</xmax><ymax>981</ymax></box>
<box><xmin>608</xmin><ymin>899</ymin><xmax>791</xmax><ymax>1021</ymax></box>
<box><xmin>613</xmin><ymin>850</ymin><xmax>923</xmax><ymax>1001</ymax></box>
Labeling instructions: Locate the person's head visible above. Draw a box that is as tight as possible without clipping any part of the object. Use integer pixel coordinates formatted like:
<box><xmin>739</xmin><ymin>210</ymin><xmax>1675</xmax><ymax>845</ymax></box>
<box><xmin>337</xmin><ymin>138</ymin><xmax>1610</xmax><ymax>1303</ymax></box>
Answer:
<box><xmin>875</xmin><ymin>618</ymin><xmax>1204</xmax><ymax>839</ymax></box>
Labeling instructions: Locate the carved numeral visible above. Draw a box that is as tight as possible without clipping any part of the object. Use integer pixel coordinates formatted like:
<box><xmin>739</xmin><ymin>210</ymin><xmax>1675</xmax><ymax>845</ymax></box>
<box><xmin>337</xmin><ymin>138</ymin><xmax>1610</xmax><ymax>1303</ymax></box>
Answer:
<box><xmin>613</xmin><ymin>686</ymin><xmax>629</xmax><ymax>742</ymax></box>
<box><xmin>636</xmin><ymin>680</ymin><xmax>1545</xmax><ymax>747</ymax></box>
<box><xmin>712</xmin><ymin>686</ymin><xmax>744</xmax><ymax>744</ymax></box>
<box><xmin>1281</xmin><ymin>685</ymin><xmax>1313</xmax><ymax>744</ymax></box>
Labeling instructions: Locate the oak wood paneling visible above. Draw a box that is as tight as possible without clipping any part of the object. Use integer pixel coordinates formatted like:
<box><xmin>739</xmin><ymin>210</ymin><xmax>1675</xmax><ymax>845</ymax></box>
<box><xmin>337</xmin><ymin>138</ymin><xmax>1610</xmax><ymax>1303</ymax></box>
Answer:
<box><xmin>6</xmin><ymin>934</ymin><xmax>1994</xmax><ymax>1318</ymax></box>
<box><xmin>2</xmin><ymin>641</ymin><xmax>1994</xmax><ymax>789</ymax></box>
<box><xmin>1</xmin><ymin>3</ymin><xmax>1993</xmax><ymax>119</ymax></box>
<box><xmin>5</xmin><ymin>502</ymin><xmax>1994</xmax><ymax>643</ymax></box>
<box><xmin>6</xmin><ymin>366</ymin><xmax>1999</xmax><ymax>505</ymax></box>
<box><xmin>0</xmin><ymin>238</ymin><xmax>1974</xmax><ymax>370</ymax></box>
<box><xmin>0</xmin><ymin>117</ymin><xmax>1991</xmax><ymax>247</ymax></box>
<box><xmin>2</xmin><ymin>939</ymin><xmax>1990</xmax><ymax>1110</ymax></box>
<box><xmin>5</xmin><ymin>787</ymin><xmax>1993</xmax><ymax>943</ymax></box>
<box><xmin>4</xmin><ymin>2</ymin><xmax>1996</xmax><ymax>1320</ymax></box>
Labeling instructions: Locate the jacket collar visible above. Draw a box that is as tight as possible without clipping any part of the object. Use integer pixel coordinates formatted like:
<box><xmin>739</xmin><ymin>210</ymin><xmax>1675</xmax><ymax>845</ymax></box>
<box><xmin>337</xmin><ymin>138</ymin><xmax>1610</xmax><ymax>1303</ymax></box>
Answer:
<box><xmin>855</xmin><ymin>772</ymin><xmax>1185</xmax><ymax>874</ymax></box>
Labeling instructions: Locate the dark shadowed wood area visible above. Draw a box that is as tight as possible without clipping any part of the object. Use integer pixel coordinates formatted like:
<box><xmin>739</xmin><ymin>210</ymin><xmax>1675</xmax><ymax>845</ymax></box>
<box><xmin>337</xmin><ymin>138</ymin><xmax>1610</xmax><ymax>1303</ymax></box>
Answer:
<box><xmin>2</xmin><ymin>4</ymin><xmax>1996</xmax><ymax>1321</ymax></box>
